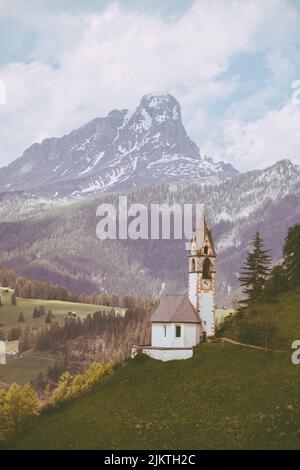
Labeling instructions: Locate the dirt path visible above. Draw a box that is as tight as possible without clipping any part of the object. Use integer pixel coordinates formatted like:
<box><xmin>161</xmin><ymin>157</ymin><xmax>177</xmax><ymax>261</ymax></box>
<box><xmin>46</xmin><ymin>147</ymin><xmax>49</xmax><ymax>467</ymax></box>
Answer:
<box><xmin>220</xmin><ymin>337</ymin><xmax>288</xmax><ymax>353</ymax></box>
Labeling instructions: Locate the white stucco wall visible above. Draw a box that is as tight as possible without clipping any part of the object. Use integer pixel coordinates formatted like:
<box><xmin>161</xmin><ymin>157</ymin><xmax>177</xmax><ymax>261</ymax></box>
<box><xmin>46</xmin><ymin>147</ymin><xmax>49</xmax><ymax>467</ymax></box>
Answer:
<box><xmin>188</xmin><ymin>272</ymin><xmax>197</xmax><ymax>310</ymax></box>
<box><xmin>151</xmin><ymin>322</ymin><xmax>200</xmax><ymax>348</ymax></box>
<box><xmin>131</xmin><ymin>346</ymin><xmax>193</xmax><ymax>361</ymax></box>
<box><xmin>143</xmin><ymin>348</ymin><xmax>193</xmax><ymax>361</ymax></box>
<box><xmin>199</xmin><ymin>291</ymin><xmax>215</xmax><ymax>336</ymax></box>
<box><xmin>0</xmin><ymin>340</ymin><xmax>6</xmax><ymax>365</ymax></box>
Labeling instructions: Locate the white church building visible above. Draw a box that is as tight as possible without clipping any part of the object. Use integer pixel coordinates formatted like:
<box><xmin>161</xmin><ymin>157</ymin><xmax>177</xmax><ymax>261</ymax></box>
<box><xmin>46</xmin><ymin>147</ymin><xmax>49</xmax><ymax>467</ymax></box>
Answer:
<box><xmin>132</xmin><ymin>207</ymin><xmax>216</xmax><ymax>361</ymax></box>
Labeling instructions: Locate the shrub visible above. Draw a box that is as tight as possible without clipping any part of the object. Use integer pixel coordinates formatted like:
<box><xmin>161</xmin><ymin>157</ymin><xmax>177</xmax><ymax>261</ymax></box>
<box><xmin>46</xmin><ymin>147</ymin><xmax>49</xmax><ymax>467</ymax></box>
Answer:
<box><xmin>0</xmin><ymin>383</ymin><xmax>39</xmax><ymax>441</ymax></box>
<box><xmin>45</xmin><ymin>362</ymin><xmax>113</xmax><ymax>408</ymax></box>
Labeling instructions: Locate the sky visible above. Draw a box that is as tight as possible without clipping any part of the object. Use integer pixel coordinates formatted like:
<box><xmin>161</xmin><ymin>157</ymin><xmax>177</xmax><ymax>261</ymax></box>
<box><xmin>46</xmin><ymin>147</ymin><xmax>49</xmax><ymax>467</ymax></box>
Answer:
<box><xmin>0</xmin><ymin>0</ymin><xmax>300</xmax><ymax>172</ymax></box>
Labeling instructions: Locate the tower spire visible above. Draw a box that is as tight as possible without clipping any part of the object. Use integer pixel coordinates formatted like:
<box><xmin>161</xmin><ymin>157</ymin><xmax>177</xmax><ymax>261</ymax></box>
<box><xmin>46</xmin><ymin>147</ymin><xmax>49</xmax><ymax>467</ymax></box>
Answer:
<box><xmin>188</xmin><ymin>204</ymin><xmax>216</xmax><ymax>337</ymax></box>
<box><xmin>195</xmin><ymin>204</ymin><xmax>205</xmax><ymax>251</ymax></box>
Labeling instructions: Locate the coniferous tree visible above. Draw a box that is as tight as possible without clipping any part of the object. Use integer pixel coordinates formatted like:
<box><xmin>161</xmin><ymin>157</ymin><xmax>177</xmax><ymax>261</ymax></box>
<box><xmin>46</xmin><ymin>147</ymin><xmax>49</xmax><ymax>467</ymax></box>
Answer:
<box><xmin>283</xmin><ymin>224</ymin><xmax>300</xmax><ymax>288</ymax></box>
<box><xmin>19</xmin><ymin>327</ymin><xmax>33</xmax><ymax>353</ymax></box>
<box><xmin>18</xmin><ymin>312</ymin><xmax>25</xmax><ymax>323</ymax></box>
<box><xmin>32</xmin><ymin>307</ymin><xmax>40</xmax><ymax>318</ymax></box>
<box><xmin>38</xmin><ymin>305</ymin><xmax>46</xmax><ymax>316</ymax></box>
<box><xmin>11</xmin><ymin>292</ymin><xmax>17</xmax><ymax>306</ymax></box>
<box><xmin>239</xmin><ymin>232</ymin><xmax>272</xmax><ymax>308</ymax></box>
<box><xmin>35</xmin><ymin>372</ymin><xmax>46</xmax><ymax>396</ymax></box>
<box><xmin>6</xmin><ymin>326</ymin><xmax>22</xmax><ymax>341</ymax></box>
<box><xmin>45</xmin><ymin>312</ymin><xmax>52</xmax><ymax>324</ymax></box>
<box><xmin>265</xmin><ymin>265</ymin><xmax>289</xmax><ymax>298</ymax></box>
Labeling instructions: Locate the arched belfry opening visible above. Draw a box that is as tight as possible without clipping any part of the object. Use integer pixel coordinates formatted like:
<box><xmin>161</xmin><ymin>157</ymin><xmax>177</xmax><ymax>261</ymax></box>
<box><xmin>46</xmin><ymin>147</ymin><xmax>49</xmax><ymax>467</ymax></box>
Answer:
<box><xmin>202</xmin><ymin>257</ymin><xmax>211</xmax><ymax>279</ymax></box>
<box><xmin>204</xmin><ymin>245</ymin><xmax>208</xmax><ymax>255</ymax></box>
<box><xmin>192</xmin><ymin>258</ymin><xmax>196</xmax><ymax>272</ymax></box>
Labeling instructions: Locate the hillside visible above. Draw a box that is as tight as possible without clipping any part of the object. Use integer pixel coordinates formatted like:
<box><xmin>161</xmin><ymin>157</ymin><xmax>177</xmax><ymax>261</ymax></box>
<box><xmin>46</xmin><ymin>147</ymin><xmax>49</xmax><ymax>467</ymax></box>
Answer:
<box><xmin>0</xmin><ymin>349</ymin><xmax>62</xmax><ymax>386</ymax></box>
<box><xmin>0</xmin><ymin>289</ymin><xmax>125</xmax><ymax>386</ymax></box>
<box><xmin>3</xmin><ymin>344</ymin><xmax>298</xmax><ymax>450</ymax></box>
<box><xmin>0</xmin><ymin>160</ymin><xmax>299</xmax><ymax>305</ymax></box>
<box><xmin>3</xmin><ymin>289</ymin><xmax>300</xmax><ymax>450</ymax></box>
<box><xmin>0</xmin><ymin>288</ymin><xmax>124</xmax><ymax>335</ymax></box>
<box><xmin>220</xmin><ymin>287</ymin><xmax>300</xmax><ymax>350</ymax></box>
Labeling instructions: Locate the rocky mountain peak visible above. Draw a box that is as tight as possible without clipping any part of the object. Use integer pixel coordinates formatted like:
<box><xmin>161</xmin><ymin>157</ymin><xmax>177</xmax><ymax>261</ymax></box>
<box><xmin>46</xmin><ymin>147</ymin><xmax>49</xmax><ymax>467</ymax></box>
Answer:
<box><xmin>0</xmin><ymin>93</ymin><xmax>238</xmax><ymax>198</ymax></box>
<box><xmin>139</xmin><ymin>93</ymin><xmax>181</xmax><ymax>121</ymax></box>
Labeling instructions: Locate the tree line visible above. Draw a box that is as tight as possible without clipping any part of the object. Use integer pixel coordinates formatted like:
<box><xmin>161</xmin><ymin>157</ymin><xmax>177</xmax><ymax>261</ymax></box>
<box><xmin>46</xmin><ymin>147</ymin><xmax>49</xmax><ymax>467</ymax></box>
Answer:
<box><xmin>219</xmin><ymin>224</ymin><xmax>300</xmax><ymax>348</ymax></box>
<box><xmin>239</xmin><ymin>224</ymin><xmax>300</xmax><ymax>307</ymax></box>
<box><xmin>18</xmin><ymin>297</ymin><xmax>155</xmax><ymax>364</ymax></box>
<box><xmin>0</xmin><ymin>264</ymin><xmax>142</xmax><ymax>308</ymax></box>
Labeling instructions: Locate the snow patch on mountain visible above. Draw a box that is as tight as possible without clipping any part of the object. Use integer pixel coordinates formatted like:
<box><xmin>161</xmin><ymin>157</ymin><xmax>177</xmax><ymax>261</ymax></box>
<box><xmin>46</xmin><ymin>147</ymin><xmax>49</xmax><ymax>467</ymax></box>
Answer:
<box><xmin>0</xmin><ymin>93</ymin><xmax>238</xmax><ymax>198</ymax></box>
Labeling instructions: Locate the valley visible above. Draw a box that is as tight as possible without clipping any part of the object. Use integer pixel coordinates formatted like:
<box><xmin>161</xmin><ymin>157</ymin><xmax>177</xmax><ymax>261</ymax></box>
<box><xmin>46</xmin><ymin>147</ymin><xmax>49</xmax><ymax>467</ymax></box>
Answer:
<box><xmin>0</xmin><ymin>159</ymin><xmax>299</xmax><ymax>305</ymax></box>
<box><xmin>0</xmin><ymin>287</ymin><xmax>125</xmax><ymax>387</ymax></box>
<box><xmin>0</xmin><ymin>288</ymin><xmax>124</xmax><ymax>335</ymax></box>
<box><xmin>1</xmin><ymin>0</ymin><xmax>300</xmax><ymax>454</ymax></box>
<box><xmin>1</xmin><ymin>285</ymin><xmax>299</xmax><ymax>450</ymax></box>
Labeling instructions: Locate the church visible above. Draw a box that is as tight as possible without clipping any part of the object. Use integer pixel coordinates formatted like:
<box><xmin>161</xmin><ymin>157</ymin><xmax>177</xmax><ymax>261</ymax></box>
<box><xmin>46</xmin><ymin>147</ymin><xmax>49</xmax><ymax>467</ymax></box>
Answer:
<box><xmin>132</xmin><ymin>206</ymin><xmax>216</xmax><ymax>361</ymax></box>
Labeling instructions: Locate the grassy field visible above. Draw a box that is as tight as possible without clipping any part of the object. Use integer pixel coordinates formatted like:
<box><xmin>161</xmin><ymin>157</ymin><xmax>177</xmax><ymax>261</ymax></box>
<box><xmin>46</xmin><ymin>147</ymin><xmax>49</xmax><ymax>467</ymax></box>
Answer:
<box><xmin>0</xmin><ymin>349</ymin><xmax>63</xmax><ymax>386</ymax></box>
<box><xmin>0</xmin><ymin>288</ymin><xmax>125</xmax><ymax>386</ymax></box>
<box><xmin>265</xmin><ymin>287</ymin><xmax>300</xmax><ymax>349</ymax></box>
<box><xmin>0</xmin><ymin>288</ymin><xmax>125</xmax><ymax>334</ymax></box>
<box><xmin>221</xmin><ymin>286</ymin><xmax>300</xmax><ymax>350</ymax></box>
<box><xmin>215</xmin><ymin>308</ymin><xmax>235</xmax><ymax>327</ymax></box>
<box><xmin>2</xmin><ymin>343</ymin><xmax>299</xmax><ymax>450</ymax></box>
<box><xmin>1</xmin><ymin>288</ymin><xmax>299</xmax><ymax>449</ymax></box>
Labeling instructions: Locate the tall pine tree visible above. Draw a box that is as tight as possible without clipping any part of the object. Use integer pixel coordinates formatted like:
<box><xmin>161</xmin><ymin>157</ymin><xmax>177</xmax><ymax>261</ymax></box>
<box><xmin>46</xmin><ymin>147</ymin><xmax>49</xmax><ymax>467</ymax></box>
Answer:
<box><xmin>283</xmin><ymin>224</ymin><xmax>300</xmax><ymax>288</ymax></box>
<box><xmin>239</xmin><ymin>232</ymin><xmax>272</xmax><ymax>308</ymax></box>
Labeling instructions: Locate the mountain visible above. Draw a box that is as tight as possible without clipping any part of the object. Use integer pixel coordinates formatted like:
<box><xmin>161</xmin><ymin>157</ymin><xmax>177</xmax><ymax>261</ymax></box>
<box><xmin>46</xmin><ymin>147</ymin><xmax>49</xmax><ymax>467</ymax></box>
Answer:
<box><xmin>0</xmin><ymin>93</ymin><xmax>238</xmax><ymax>198</ymax></box>
<box><xmin>0</xmin><ymin>159</ymin><xmax>299</xmax><ymax>305</ymax></box>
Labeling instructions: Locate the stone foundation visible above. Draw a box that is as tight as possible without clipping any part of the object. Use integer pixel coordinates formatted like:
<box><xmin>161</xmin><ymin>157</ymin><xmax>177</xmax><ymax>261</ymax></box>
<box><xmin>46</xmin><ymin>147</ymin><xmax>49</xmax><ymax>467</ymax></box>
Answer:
<box><xmin>132</xmin><ymin>345</ymin><xmax>193</xmax><ymax>362</ymax></box>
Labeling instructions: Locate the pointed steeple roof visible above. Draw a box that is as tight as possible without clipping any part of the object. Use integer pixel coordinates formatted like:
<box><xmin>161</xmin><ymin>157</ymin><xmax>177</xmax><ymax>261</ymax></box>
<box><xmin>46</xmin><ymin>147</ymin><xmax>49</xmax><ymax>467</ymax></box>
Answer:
<box><xmin>188</xmin><ymin>205</ymin><xmax>216</xmax><ymax>256</ymax></box>
<box><xmin>195</xmin><ymin>204</ymin><xmax>205</xmax><ymax>251</ymax></box>
<box><xmin>204</xmin><ymin>218</ymin><xmax>216</xmax><ymax>256</ymax></box>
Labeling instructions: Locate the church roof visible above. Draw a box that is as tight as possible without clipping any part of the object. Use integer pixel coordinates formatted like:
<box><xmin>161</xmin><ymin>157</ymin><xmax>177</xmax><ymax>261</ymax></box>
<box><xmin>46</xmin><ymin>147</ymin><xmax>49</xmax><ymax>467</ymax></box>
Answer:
<box><xmin>151</xmin><ymin>294</ymin><xmax>200</xmax><ymax>323</ymax></box>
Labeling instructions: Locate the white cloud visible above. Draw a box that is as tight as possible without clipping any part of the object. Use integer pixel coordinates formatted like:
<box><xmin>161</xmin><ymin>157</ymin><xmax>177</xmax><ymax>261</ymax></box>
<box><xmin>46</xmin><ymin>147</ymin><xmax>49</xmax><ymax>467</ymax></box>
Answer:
<box><xmin>0</xmin><ymin>0</ymin><xmax>300</xmax><ymax>169</ymax></box>
<box><xmin>203</xmin><ymin>101</ymin><xmax>300</xmax><ymax>171</ymax></box>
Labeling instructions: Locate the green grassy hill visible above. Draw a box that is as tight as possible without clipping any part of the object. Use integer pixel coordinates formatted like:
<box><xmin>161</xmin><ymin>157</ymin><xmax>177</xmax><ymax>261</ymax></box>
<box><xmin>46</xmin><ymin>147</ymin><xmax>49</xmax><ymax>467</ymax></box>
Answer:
<box><xmin>3</xmin><ymin>344</ymin><xmax>299</xmax><ymax>450</ymax></box>
<box><xmin>0</xmin><ymin>288</ymin><xmax>125</xmax><ymax>334</ymax></box>
<box><xmin>220</xmin><ymin>287</ymin><xmax>300</xmax><ymax>350</ymax></box>
<box><xmin>2</xmin><ymin>288</ymin><xmax>299</xmax><ymax>450</ymax></box>
<box><xmin>0</xmin><ymin>288</ymin><xmax>125</xmax><ymax>385</ymax></box>
<box><xmin>0</xmin><ymin>349</ymin><xmax>63</xmax><ymax>386</ymax></box>
<box><xmin>266</xmin><ymin>287</ymin><xmax>300</xmax><ymax>349</ymax></box>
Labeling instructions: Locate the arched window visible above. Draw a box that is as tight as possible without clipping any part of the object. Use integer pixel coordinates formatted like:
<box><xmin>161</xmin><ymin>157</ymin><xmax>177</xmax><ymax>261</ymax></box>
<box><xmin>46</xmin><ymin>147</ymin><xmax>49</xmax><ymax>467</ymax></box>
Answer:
<box><xmin>204</xmin><ymin>246</ymin><xmax>208</xmax><ymax>255</ymax></box>
<box><xmin>191</xmin><ymin>258</ymin><xmax>196</xmax><ymax>272</ymax></box>
<box><xmin>203</xmin><ymin>257</ymin><xmax>211</xmax><ymax>279</ymax></box>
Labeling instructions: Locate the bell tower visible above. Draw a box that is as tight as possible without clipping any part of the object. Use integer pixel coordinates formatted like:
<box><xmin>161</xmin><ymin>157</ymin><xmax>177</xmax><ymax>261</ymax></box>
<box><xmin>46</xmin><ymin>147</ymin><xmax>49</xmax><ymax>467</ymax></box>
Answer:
<box><xmin>188</xmin><ymin>206</ymin><xmax>216</xmax><ymax>337</ymax></box>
